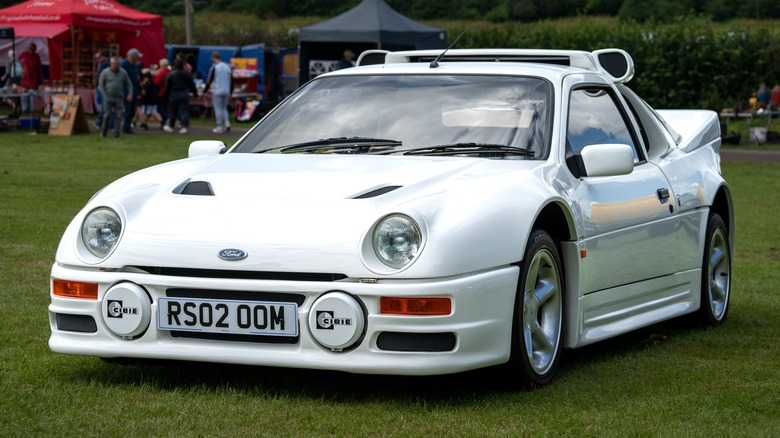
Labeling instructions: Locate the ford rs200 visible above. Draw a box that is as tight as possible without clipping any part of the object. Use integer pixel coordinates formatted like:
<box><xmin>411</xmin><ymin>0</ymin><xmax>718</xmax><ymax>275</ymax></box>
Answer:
<box><xmin>49</xmin><ymin>48</ymin><xmax>733</xmax><ymax>388</ymax></box>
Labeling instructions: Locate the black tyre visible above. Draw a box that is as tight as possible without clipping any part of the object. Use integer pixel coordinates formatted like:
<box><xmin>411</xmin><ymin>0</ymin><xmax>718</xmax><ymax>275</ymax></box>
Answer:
<box><xmin>508</xmin><ymin>229</ymin><xmax>564</xmax><ymax>388</ymax></box>
<box><xmin>697</xmin><ymin>213</ymin><xmax>731</xmax><ymax>325</ymax></box>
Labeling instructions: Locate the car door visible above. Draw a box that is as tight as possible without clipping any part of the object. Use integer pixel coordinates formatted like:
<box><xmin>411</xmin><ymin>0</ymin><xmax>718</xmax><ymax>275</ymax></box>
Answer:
<box><xmin>564</xmin><ymin>84</ymin><xmax>680</xmax><ymax>294</ymax></box>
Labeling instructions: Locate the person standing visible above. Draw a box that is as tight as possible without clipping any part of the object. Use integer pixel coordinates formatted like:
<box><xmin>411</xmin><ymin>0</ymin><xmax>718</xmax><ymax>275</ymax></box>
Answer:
<box><xmin>336</xmin><ymin>49</ymin><xmax>355</xmax><ymax>70</ymax></box>
<box><xmin>138</xmin><ymin>70</ymin><xmax>162</xmax><ymax>129</ymax></box>
<box><xmin>93</xmin><ymin>50</ymin><xmax>110</xmax><ymax>130</ymax></box>
<box><xmin>163</xmin><ymin>58</ymin><xmax>197</xmax><ymax>135</ymax></box>
<box><xmin>2</xmin><ymin>49</ymin><xmax>21</xmax><ymax>88</ymax></box>
<box><xmin>203</xmin><ymin>51</ymin><xmax>232</xmax><ymax>133</ymax></box>
<box><xmin>153</xmin><ymin>58</ymin><xmax>170</xmax><ymax>127</ymax></box>
<box><xmin>18</xmin><ymin>43</ymin><xmax>42</xmax><ymax>116</ymax></box>
<box><xmin>120</xmin><ymin>48</ymin><xmax>142</xmax><ymax>134</ymax></box>
<box><xmin>2</xmin><ymin>50</ymin><xmax>22</xmax><ymax>118</ymax></box>
<box><xmin>98</xmin><ymin>56</ymin><xmax>132</xmax><ymax>138</ymax></box>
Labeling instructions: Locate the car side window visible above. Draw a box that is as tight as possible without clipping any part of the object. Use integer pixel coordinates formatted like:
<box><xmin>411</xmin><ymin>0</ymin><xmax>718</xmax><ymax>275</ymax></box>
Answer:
<box><xmin>566</xmin><ymin>88</ymin><xmax>640</xmax><ymax>161</ymax></box>
<box><xmin>623</xmin><ymin>98</ymin><xmax>650</xmax><ymax>155</ymax></box>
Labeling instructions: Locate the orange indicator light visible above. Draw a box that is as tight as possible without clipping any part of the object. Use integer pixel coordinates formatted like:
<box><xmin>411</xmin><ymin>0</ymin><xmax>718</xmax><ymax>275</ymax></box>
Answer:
<box><xmin>52</xmin><ymin>279</ymin><xmax>98</xmax><ymax>300</ymax></box>
<box><xmin>380</xmin><ymin>297</ymin><xmax>451</xmax><ymax>315</ymax></box>
<box><xmin>580</xmin><ymin>249</ymin><xmax>587</xmax><ymax>258</ymax></box>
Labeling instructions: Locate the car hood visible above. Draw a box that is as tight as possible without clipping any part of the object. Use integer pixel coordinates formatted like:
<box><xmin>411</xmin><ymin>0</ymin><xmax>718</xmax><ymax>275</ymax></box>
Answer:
<box><xmin>61</xmin><ymin>153</ymin><xmax>552</xmax><ymax>278</ymax></box>
<box><xmin>179</xmin><ymin>153</ymin><xmax>482</xmax><ymax>201</ymax></box>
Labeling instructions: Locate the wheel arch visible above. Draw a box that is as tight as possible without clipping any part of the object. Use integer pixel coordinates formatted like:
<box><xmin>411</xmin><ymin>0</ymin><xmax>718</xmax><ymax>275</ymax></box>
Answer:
<box><xmin>506</xmin><ymin>201</ymin><xmax>576</xmax><ymax>387</ymax></box>
<box><xmin>528</xmin><ymin>200</ymin><xmax>582</xmax><ymax>352</ymax></box>
<box><xmin>532</xmin><ymin>200</ymin><xmax>577</xmax><ymax>243</ymax></box>
<box><xmin>710</xmin><ymin>184</ymin><xmax>734</xmax><ymax>254</ymax></box>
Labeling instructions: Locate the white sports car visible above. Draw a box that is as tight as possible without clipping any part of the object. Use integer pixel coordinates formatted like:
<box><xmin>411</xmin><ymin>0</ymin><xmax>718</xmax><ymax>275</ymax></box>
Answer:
<box><xmin>49</xmin><ymin>48</ymin><xmax>733</xmax><ymax>387</ymax></box>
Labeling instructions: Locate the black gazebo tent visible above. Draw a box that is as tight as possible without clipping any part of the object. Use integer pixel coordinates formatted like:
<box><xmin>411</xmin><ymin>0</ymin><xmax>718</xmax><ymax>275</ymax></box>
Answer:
<box><xmin>298</xmin><ymin>0</ymin><xmax>446</xmax><ymax>83</ymax></box>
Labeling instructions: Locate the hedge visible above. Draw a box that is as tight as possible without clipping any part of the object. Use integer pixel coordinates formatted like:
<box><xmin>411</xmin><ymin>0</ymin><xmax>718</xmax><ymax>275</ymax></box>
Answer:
<box><xmin>436</xmin><ymin>18</ymin><xmax>780</xmax><ymax>110</ymax></box>
<box><xmin>164</xmin><ymin>15</ymin><xmax>780</xmax><ymax>110</ymax></box>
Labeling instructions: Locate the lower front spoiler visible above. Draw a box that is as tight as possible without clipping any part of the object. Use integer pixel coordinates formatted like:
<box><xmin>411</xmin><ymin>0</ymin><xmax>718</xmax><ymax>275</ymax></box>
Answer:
<box><xmin>49</xmin><ymin>265</ymin><xmax>520</xmax><ymax>376</ymax></box>
<box><xmin>49</xmin><ymin>333</ymin><xmax>504</xmax><ymax>376</ymax></box>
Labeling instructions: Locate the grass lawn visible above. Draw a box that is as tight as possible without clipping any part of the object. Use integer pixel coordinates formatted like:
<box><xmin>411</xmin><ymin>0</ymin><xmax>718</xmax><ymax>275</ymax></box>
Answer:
<box><xmin>1</xmin><ymin>130</ymin><xmax>779</xmax><ymax>435</ymax></box>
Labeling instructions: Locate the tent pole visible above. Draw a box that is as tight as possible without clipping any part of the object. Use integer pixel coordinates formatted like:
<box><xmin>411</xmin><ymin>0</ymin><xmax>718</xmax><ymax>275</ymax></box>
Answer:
<box><xmin>69</xmin><ymin>25</ymin><xmax>76</xmax><ymax>85</ymax></box>
<box><xmin>185</xmin><ymin>0</ymin><xmax>194</xmax><ymax>44</ymax></box>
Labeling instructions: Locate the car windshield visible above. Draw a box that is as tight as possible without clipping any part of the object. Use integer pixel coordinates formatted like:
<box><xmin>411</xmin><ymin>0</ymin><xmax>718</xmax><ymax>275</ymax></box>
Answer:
<box><xmin>232</xmin><ymin>74</ymin><xmax>553</xmax><ymax>159</ymax></box>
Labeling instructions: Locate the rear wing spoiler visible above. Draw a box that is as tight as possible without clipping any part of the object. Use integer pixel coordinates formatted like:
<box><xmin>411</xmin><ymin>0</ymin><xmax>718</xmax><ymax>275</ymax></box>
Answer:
<box><xmin>356</xmin><ymin>48</ymin><xmax>635</xmax><ymax>84</ymax></box>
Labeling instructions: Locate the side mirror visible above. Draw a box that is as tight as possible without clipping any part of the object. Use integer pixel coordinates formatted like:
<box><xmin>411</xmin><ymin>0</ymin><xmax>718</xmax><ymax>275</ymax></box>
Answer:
<box><xmin>188</xmin><ymin>140</ymin><xmax>227</xmax><ymax>158</ymax></box>
<box><xmin>580</xmin><ymin>143</ymin><xmax>634</xmax><ymax>177</ymax></box>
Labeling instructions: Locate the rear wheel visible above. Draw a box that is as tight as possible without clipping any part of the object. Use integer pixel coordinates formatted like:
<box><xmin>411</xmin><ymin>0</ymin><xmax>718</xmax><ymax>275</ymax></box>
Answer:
<box><xmin>508</xmin><ymin>229</ymin><xmax>563</xmax><ymax>388</ymax></box>
<box><xmin>698</xmin><ymin>213</ymin><xmax>731</xmax><ymax>325</ymax></box>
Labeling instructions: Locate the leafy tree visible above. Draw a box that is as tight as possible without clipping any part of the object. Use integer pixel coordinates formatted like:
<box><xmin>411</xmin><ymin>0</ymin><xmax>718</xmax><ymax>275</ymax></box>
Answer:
<box><xmin>485</xmin><ymin>2</ymin><xmax>511</xmax><ymax>21</ymax></box>
<box><xmin>585</xmin><ymin>0</ymin><xmax>624</xmax><ymax>15</ymax></box>
<box><xmin>618</xmin><ymin>0</ymin><xmax>688</xmax><ymax>22</ymax></box>
<box><xmin>737</xmin><ymin>0</ymin><xmax>780</xmax><ymax>19</ymax></box>
<box><xmin>703</xmin><ymin>0</ymin><xmax>738</xmax><ymax>21</ymax></box>
<box><xmin>511</xmin><ymin>0</ymin><xmax>539</xmax><ymax>20</ymax></box>
<box><xmin>3</xmin><ymin>0</ymin><xmax>779</xmax><ymax>22</ymax></box>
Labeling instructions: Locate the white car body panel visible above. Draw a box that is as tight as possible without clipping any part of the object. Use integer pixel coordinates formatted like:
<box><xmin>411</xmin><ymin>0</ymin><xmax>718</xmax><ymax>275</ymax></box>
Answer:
<box><xmin>57</xmin><ymin>154</ymin><xmax>551</xmax><ymax>279</ymax></box>
<box><xmin>49</xmin><ymin>263</ymin><xmax>520</xmax><ymax>375</ymax></box>
<box><xmin>49</xmin><ymin>48</ymin><xmax>732</xmax><ymax>377</ymax></box>
<box><xmin>576</xmin><ymin>162</ymin><xmax>679</xmax><ymax>289</ymax></box>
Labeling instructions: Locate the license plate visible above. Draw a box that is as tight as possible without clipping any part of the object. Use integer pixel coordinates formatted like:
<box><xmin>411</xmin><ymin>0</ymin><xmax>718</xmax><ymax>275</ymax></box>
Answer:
<box><xmin>157</xmin><ymin>298</ymin><xmax>298</xmax><ymax>337</ymax></box>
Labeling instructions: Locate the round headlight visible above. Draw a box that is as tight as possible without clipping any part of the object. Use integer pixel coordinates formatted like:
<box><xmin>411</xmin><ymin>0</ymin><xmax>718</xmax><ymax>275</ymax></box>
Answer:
<box><xmin>373</xmin><ymin>214</ymin><xmax>422</xmax><ymax>268</ymax></box>
<box><xmin>81</xmin><ymin>207</ymin><xmax>122</xmax><ymax>259</ymax></box>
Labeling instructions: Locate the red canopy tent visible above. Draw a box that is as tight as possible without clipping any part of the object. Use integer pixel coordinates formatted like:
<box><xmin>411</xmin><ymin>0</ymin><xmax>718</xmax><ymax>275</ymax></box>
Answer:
<box><xmin>0</xmin><ymin>0</ymin><xmax>165</xmax><ymax>87</ymax></box>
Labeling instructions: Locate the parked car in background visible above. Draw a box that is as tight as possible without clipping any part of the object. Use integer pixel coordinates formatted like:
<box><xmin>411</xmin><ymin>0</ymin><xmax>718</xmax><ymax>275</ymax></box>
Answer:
<box><xmin>49</xmin><ymin>48</ymin><xmax>733</xmax><ymax>388</ymax></box>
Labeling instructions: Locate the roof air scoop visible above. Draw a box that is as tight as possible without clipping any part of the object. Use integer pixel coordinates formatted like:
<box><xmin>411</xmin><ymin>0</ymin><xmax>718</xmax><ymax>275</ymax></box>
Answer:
<box><xmin>592</xmin><ymin>49</ymin><xmax>634</xmax><ymax>84</ymax></box>
<box><xmin>356</xmin><ymin>50</ymin><xmax>390</xmax><ymax>66</ymax></box>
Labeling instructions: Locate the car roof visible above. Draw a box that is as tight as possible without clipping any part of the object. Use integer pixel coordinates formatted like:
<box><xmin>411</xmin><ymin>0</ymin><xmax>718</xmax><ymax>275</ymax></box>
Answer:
<box><xmin>351</xmin><ymin>48</ymin><xmax>635</xmax><ymax>84</ymax></box>
<box><xmin>318</xmin><ymin>60</ymin><xmax>593</xmax><ymax>85</ymax></box>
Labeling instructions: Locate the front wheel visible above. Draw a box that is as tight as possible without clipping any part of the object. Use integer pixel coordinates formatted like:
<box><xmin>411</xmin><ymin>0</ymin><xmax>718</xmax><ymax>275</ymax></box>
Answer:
<box><xmin>697</xmin><ymin>213</ymin><xmax>731</xmax><ymax>325</ymax></box>
<box><xmin>508</xmin><ymin>229</ymin><xmax>564</xmax><ymax>388</ymax></box>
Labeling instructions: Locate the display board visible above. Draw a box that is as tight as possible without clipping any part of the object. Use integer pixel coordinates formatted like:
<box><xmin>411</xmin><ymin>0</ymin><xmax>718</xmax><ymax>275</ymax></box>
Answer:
<box><xmin>48</xmin><ymin>94</ymin><xmax>90</xmax><ymax>136</ymax></box>
<box><xmin>231</xmin><ymin>58</ymin><xmax>259</xmax><ymax>94</ymax></box>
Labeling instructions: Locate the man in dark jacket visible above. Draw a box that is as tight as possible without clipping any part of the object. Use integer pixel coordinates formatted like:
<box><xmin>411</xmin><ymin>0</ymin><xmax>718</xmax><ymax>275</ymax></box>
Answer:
<box><xmin>120</xmin><ymin>48</ymin><xmax>142</xmax><ymax>134</ymax></box>
<box><xmin>163</xmin><ymin>58</ymin><xmax>197</xmax><ymax>135</ymax></box>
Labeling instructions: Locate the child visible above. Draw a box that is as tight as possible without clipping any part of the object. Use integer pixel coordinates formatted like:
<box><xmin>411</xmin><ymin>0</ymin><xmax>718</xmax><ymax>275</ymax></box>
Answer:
<box><xmin>139</xmin><ymin>70</ymin><xmax>163</xmax><ymax>129</ymax></box>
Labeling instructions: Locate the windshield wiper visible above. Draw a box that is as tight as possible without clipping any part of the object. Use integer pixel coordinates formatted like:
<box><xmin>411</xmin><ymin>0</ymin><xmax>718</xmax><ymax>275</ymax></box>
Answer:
<box><xmin>401</xmin><ymin>143</ymin><xmax>534</xmax><ymax>157</ymax></box>
<box><xmin>257</xmin><ymin>137</ymin><xmax>402</xmax><ymax>154</ymax></box>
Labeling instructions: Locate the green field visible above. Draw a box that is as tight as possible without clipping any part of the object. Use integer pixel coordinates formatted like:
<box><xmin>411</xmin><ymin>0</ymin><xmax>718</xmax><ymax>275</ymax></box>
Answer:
<box><xmin>1</xmin><ymin>131</ymin><xmax>779</xmax><ymax>435</ymax></box>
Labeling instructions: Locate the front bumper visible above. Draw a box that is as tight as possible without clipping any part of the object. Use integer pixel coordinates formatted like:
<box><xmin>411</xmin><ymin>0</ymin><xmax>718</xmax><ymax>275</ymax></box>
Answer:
<box><xmin>49</xmin><ymin>263</ymin><xmax>520</xmax><ymax>375</ymax></box>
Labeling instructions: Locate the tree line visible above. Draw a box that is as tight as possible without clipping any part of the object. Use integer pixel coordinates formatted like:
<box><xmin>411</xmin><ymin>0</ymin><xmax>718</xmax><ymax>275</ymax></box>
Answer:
<box><xmin>1</xmin><ymin>0</ymin><xmax>775</xmax><ymax>22</ymax></box>
<box><xmin>125</xmin><ymin>0</ymin><xmax>780</xmax><ymax>22</ymax></box>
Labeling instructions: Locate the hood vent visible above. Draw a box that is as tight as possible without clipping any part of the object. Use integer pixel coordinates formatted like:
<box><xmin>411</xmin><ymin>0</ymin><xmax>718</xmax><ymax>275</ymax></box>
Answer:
<box><xmin>353</xmin><ymin>185</ymin><xmax>402</xmax><ymax>199</ymax></box>
<box><xmin>173</xmin><ymin>179</ymin><xmax>215</xmax><ymax>196</ymax></box>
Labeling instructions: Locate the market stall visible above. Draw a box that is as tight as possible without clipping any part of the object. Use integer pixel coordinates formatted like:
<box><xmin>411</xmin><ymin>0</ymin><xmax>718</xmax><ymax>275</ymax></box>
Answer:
<box><xmin>0</xmin><ymin>0</ymin><xmax>165</xmax><ymax>88</ymax></box>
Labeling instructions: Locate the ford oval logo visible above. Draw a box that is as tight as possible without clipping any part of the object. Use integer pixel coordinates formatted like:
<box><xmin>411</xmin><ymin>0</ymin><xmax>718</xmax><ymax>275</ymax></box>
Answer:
<box><xmin>218</xmin><ymin>249</ymin><xmax>248</xmax><ymax>261</ymax></box>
